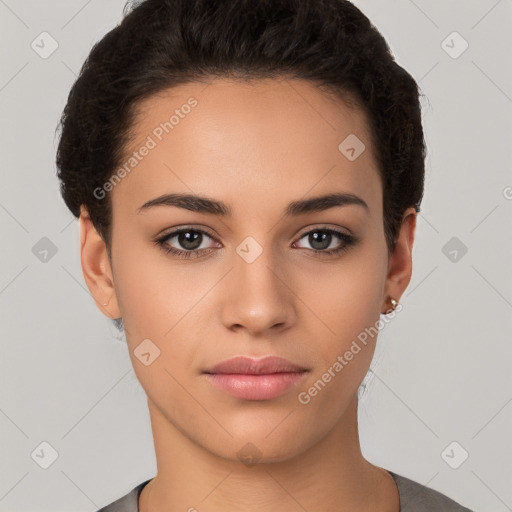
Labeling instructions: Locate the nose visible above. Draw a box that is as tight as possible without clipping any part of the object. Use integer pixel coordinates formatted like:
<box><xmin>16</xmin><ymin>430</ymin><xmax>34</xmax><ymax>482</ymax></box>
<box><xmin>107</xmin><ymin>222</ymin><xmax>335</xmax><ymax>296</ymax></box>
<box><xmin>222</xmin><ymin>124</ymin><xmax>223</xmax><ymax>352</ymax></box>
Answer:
<box><xmin>220</xmin><ymin>247</ymin><xmax>297</xmax><ymax>336</ymax></box>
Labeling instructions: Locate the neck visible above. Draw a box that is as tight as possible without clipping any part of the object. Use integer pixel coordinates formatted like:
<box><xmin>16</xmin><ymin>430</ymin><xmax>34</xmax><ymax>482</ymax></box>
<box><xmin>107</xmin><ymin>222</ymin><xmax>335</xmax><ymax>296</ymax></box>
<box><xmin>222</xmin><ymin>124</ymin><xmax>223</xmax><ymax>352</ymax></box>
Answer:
<box><xmin>139</xmin><ymin>394</ymin><xmax>399</xmax><ymax>512</ymax></box>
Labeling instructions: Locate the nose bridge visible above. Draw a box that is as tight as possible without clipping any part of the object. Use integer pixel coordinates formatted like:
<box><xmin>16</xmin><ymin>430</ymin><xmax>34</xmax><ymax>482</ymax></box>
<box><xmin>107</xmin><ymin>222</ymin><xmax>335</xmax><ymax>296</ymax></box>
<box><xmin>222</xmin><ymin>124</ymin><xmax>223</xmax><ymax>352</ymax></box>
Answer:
<box><xmin>222</xmin><ymin>237</ymin><xmax>294</xmax><ymax>332</ymax></box>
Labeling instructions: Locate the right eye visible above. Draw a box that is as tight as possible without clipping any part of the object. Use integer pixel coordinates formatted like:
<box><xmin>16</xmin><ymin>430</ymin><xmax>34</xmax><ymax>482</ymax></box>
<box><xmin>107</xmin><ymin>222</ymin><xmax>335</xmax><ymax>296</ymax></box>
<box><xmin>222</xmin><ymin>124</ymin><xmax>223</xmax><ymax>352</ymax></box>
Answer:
<box><xmin>154</xmin><ymin>227</ymin><xmax>220</xmax><ymax>259</ymax></box>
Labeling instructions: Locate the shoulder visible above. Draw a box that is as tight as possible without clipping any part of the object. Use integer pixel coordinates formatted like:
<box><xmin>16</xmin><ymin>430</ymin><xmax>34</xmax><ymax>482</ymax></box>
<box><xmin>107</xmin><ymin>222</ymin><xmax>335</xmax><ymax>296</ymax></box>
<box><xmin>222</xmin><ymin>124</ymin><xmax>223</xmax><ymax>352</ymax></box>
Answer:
<box><xmin>388</xmin><ymin>471</ymin><xmax>475</xmax><ymax>512</ymax></box>
<box><xmin>96</xmin><ymin>479</ymin><xmax>151</xmax><ymax>512</ymax></box>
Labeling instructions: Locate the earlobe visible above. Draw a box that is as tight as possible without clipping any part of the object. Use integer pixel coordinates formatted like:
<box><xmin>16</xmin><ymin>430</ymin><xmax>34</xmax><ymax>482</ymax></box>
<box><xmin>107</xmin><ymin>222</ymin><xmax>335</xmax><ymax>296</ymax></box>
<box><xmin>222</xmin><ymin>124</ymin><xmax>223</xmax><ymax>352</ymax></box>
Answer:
<box><xmin>381</xmin><ymin>207</ymin><xmax>417</xmax><ymax>314</ymax></box>
<box><xmin>78</xmin><ymin>205</ymin><xmax>122</xmax><ymax>319</ymax></box>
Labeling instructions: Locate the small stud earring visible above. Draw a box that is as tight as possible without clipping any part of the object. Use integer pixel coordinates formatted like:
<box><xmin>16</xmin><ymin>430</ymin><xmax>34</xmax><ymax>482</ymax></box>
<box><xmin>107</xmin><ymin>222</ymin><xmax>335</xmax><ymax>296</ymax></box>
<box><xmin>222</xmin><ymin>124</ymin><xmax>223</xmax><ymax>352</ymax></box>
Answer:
<box><xmin>384</xmin><ymin>296</ymin><xmax>399</xmax><ymax>315</ymax></box>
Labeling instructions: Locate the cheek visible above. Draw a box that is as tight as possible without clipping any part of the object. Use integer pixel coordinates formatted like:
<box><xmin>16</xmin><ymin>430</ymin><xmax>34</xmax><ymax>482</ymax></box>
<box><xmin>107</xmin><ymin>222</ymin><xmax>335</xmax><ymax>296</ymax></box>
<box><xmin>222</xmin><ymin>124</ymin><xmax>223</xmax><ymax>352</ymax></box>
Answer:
<box><xmin>111</xmin><ymin>236</ymin><xmax>212</xmax><ymax>370</ymax></box>
<box><xmin>111</xmin><ymin>234</ymin><xmax>189</xmax><ymax>334</ymax></box>
<box><xmin>297</xmin><ymin>273</ymin><xmax>381</xmax><ymax>391</ymax></box>
<box><xmin>293</xmin><ymin>259</ymin><xmax>385</xmax><ymax>423</ymax></box>
<box><xmin>296</xmin><ymin>248</ymin><xmax>386</xmax><ymax>349</ymax></box>
<box><xmin>292</xmin><ymin>241</ymin><xmax>388</xmax><ymax>417</ymax></box>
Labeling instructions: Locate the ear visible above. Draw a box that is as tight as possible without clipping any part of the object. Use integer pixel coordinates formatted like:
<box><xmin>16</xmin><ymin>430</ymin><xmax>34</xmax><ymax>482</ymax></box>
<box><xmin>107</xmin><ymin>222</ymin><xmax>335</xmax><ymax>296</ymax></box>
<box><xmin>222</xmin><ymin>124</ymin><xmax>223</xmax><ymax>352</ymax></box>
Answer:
<box><xmin>381</xmin><ymin>207</ymin><xmax>417</xmax><ymax>314</ymax></box>
<box><xmin>78</xmin><ymin>205</ymin><xmax>122</xmax><ymax>319</ymax></box>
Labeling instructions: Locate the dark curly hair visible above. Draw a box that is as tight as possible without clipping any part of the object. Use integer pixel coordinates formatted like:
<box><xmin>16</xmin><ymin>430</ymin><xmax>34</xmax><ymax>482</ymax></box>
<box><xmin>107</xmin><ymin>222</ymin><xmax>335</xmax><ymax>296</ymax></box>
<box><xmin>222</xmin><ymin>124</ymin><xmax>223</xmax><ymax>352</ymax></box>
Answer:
<box><xmin>56</xmin><ymin>0</ymin><xmax>426</xmax><ymax>260</ymax></box>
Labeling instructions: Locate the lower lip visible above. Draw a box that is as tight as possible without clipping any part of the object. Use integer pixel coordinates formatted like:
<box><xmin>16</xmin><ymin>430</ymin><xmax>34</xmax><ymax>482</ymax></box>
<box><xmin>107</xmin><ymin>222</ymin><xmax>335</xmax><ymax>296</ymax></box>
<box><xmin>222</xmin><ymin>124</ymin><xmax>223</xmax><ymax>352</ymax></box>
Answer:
<box><xmin>204</xmin><ymin>372</ymin><xmax>308</xmax><ymax>400</ymax></box>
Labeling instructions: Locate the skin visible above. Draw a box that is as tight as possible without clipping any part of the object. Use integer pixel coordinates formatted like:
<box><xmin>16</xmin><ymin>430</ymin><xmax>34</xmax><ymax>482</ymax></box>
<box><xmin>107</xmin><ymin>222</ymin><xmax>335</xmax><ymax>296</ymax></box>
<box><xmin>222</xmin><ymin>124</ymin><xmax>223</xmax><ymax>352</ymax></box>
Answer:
<box><xmin>79</xmin><ymin>77</ymin><xmax>416</xmax><ymax>511</ymax></box>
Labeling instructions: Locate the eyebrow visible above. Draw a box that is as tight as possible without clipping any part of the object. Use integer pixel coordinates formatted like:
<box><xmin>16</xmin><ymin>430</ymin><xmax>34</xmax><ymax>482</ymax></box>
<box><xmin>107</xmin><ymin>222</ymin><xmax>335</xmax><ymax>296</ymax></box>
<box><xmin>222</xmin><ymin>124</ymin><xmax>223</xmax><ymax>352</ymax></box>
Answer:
<box><xmin>137</xmin><ymin>192</ymin><xmax>369</xmax><ymax>216</ymax></box>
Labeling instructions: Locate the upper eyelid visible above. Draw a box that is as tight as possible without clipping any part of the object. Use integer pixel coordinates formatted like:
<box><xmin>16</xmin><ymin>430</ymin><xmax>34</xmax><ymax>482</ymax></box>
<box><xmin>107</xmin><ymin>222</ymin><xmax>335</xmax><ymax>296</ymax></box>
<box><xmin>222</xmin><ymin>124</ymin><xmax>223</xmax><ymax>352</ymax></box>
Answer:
<box><xmin>296</xmin><ymin>224</ymin><xmax>351</xmax><ymax>237</ymax></box>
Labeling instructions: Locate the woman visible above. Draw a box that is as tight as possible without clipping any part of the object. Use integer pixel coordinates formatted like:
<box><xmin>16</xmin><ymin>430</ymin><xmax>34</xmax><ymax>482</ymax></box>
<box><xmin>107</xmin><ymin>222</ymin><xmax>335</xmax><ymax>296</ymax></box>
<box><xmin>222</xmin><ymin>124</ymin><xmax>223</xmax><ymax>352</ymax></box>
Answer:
<box><xmin>56</xmin><ymin>0</ymin><xmax>474</xmax><ymax>510</ymax></box>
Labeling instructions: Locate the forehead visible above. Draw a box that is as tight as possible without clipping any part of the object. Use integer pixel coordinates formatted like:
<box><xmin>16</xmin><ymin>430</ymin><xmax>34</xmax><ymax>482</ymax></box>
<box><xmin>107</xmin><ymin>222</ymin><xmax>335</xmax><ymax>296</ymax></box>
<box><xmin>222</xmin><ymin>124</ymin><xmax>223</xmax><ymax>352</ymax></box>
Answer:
<box><xmin>110</xmin><ymin>77</ymin><xmax>381</xmax><ymax>216</ymax></box>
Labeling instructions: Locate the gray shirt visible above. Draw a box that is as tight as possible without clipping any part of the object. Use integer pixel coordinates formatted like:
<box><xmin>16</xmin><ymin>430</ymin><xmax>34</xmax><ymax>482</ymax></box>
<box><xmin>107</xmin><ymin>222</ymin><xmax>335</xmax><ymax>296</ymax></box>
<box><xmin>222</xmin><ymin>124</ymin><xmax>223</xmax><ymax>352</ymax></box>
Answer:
<box><xmin>97</xmin><ymin>470</ymin><xmax>474</xmax><ymax>511</ymax></box>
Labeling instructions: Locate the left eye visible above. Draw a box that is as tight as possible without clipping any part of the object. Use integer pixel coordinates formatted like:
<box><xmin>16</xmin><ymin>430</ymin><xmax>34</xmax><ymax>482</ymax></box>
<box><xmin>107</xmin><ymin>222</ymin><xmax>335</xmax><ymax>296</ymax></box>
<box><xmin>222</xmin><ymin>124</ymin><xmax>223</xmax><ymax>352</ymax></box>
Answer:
<box><xmin>293</xmin><ymin>228</ymin><xmax>355</xmax><ymax>254</ymax></box>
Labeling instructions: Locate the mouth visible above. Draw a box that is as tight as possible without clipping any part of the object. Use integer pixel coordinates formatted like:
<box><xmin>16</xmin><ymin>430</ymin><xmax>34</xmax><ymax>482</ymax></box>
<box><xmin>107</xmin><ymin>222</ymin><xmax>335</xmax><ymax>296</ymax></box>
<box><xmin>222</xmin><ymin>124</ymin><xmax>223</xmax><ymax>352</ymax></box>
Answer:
<box><xmin>203</xmin><ymin>356</ymin><xmax>309</xmax><ymax>400</ymax></box>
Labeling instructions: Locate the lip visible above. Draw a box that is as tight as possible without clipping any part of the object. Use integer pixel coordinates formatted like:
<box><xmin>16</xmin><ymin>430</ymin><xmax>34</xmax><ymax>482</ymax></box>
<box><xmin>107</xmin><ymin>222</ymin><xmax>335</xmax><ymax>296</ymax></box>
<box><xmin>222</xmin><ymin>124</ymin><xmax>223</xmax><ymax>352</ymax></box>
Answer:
<box><xmin>204</xmin><ymin>355</ymin><xmax>308</xmax><ymax>375</ymax></box>
<box><xmin>203</xmin><ymin>356</ymin><xmax>309</xmax><ymax>401</ymax></box>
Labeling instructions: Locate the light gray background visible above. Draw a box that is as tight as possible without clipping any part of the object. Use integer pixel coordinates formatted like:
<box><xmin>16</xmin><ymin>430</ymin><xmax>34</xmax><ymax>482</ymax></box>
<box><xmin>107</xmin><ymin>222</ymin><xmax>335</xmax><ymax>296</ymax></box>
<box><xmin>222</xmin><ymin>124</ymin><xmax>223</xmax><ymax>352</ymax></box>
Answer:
<box><xmin>1</xmin><ymin>1</ymin><xmax>511</xmax><ymax>511</ymax></box>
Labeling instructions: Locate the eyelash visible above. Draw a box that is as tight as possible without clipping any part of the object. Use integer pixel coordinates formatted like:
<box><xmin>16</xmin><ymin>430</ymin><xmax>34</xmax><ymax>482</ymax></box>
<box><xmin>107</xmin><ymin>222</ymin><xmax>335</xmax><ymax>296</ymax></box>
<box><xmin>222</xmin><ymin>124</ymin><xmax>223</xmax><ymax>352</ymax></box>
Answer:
<box><xmin>153</xmin><ymin>226</ymin><xmax>357</xmax><ymax>260</ymax></box>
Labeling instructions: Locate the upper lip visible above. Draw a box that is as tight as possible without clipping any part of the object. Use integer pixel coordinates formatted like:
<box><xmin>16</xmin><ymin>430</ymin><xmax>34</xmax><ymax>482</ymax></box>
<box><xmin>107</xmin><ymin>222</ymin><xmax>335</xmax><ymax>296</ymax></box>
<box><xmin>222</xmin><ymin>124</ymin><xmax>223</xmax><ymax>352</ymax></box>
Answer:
<box><xmin>203</xmin><ymin>356</ymin><xmax>308</xmax><ymax>375</ymax></box>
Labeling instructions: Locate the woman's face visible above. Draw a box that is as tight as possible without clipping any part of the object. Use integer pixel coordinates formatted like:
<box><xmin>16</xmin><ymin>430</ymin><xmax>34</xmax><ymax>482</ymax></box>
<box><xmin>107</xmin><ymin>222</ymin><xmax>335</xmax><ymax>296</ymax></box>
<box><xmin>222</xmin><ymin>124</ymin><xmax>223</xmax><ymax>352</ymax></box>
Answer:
<box><xmin>81</xmin><ymin>77</ymin><xmax>415</xmax><ymax>463</ymax></box>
